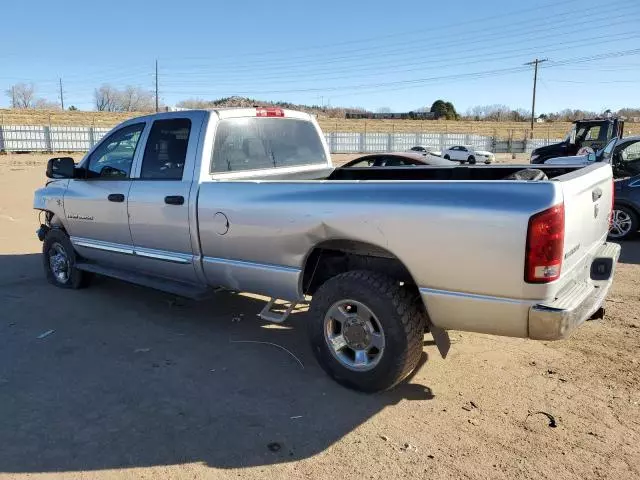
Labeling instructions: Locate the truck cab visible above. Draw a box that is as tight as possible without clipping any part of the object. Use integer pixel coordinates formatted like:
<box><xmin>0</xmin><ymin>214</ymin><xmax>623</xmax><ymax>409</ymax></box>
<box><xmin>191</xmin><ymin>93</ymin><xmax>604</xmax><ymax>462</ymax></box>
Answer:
<box><xmin>531</xmin><ymin>117</ymin><xmax>624</xmax><ymax>164</ymax></box>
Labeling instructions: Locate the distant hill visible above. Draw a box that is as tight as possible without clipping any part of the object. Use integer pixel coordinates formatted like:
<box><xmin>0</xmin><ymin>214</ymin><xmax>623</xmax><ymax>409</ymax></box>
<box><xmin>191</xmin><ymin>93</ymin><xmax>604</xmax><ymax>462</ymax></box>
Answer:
<box><xmin>175</xmin><ymin>96</ymin><xmax>365</xmax><ymax>119</ymax></box>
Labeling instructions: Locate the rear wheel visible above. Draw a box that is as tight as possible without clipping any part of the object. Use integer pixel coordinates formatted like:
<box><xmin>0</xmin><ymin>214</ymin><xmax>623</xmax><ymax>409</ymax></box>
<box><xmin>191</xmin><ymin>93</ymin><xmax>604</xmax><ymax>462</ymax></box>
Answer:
<box><xmin>43</xmin><ymin>229</ymin><xmax>90</xmax><ymax>289</ymax></box>
<box><xmin>468</xmin><ymin>156</ymin><xmax>476</xmax><ymax>164</ymax></box>
<box><xmin>308</xmin><ymin>270</ymin><xmax>426</xmax><ymax>392</ymax></box>
<box><xmin>609</xmin><ymin>205</ymin><xmax>638</xmax><ymax>240</ymax></box>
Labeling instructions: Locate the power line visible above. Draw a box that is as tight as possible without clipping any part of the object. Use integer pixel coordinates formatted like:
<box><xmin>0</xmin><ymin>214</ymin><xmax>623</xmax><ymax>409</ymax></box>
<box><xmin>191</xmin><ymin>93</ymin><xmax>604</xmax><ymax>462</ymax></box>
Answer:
<box><xmin>176</xmin><ymin>0</ymin><xmax>589</xmax><ymax>62</ymax></box>
<box><xmin>163</xmin><ymin>8</ymin><xmax>638</xmax><ymax>75</ymax></box>
<box><xmin>159</xmin><ymin>46</ymin><xmax>640</xmax><ymax>97</ymax></box>
<box><xmin>160</xmin><ymin>29</ymin><xmax>640</xmax><ymax>89</ymax></box>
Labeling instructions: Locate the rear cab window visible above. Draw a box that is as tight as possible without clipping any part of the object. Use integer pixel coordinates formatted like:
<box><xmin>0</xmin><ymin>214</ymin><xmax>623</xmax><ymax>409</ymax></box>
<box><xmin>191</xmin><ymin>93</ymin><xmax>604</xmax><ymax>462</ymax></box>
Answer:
<box><xmin>210</xmin><ymin>117</ymin><xmax>327</xmax><ymax>173</ymax></box>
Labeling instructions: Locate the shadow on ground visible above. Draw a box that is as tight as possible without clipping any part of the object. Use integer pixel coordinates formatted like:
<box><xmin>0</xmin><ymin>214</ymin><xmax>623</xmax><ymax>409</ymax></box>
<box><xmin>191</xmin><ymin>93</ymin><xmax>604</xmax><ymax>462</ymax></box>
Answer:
<box><xmin>0</xmin><ymin>254</ymin><xmax>433</xmax><ymax>473</ymax></box>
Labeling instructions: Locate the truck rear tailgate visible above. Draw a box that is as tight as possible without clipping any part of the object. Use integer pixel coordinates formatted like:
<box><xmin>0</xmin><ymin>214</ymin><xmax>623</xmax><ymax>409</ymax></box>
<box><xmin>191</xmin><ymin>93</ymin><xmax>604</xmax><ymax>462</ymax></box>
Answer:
<box><xmin>558</xmin><ymin>163</ymin><xmax>613</xmax><ymax>283</ymax></box>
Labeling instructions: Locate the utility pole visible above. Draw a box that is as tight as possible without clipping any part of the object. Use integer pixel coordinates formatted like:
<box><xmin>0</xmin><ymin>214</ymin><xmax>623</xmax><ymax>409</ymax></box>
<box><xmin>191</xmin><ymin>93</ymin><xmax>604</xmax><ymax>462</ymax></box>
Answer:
<box><xmin>11</xmin><ymin>86</ymin><xmax>16</xmax><ymax>108</ymax></box>
<box><xmin>59</xmin><ymin>78</ymin><xmax>65</xmax><ymax>110</ymax></box>
<box><xmin>155</xmin><ymin>59</ymin><xmax>159</xmax><ymax>112</ymax></box>
<box><xmin>524</xmin><ymin>58</ymin><xmax>548</xmax><ymax>138</ymax></box>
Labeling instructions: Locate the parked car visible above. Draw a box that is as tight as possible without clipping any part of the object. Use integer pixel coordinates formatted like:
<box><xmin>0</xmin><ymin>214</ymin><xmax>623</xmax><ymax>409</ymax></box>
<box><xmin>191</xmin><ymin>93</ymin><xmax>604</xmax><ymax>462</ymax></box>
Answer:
<box><xmin>610</xmin><ymin>175</ymin><xmax>640</xmax><ymax>240</ymax></box>
<box><xmin>34</xmin><ymin>108</ymin><xmax>619</xmax><ymax>392</ymax></box>
<box><xmin>407</xmin><ymin>145</ymin><xmax>441</xmax><ymax>157</ymax></box>
<box><xmin>545</xmin><ymin>136</ymin><xmax>640</xmax><ymax>179</ymax></box>
<box><xmin>531</xmin><ymin>117</ymin><xmax>624</xmax><ymax>164</ymax></box>
<box><xmin>442</xmin><ymin>145</ymin><xmax>495</xmax><ymax>164</ymax></box>
<box><xmin>342</xmin><ymin>152</ymin><xmax>457</xmax><ymax>168</ymax></box>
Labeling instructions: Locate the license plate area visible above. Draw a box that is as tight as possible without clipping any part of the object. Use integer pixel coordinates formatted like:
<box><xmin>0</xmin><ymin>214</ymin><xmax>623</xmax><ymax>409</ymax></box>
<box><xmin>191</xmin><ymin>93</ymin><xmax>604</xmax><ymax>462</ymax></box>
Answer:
<box><xmin>590</xmin><ymin>257</ymin><xmax>613</xmax><ymax>281</ymax></box>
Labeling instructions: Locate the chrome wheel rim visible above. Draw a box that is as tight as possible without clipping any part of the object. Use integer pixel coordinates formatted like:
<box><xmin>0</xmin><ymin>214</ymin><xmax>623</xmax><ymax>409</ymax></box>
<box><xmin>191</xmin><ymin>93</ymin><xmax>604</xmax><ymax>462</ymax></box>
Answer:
<box><xmin>49</xmin><ymin>242</ymin><xmax>70</xmax><ymax>283</ymax></box>
<box><xmin>609</xmin><ymin>209</ymin><xmax>633</xmax><ymax>238</ymax></box>
<box><xmin>324</xmin><ymin>299</ymin><xmax>385</xmax><ymax>372</ymax></box>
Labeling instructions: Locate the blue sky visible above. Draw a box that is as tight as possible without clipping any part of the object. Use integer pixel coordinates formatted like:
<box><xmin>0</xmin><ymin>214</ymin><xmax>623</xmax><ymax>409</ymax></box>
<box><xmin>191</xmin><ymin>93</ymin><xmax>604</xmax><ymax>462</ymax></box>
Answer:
<box><xmin>1</xmin><ymin>0</ymin><xmax>638</xmax><ymax>113</ymax></box>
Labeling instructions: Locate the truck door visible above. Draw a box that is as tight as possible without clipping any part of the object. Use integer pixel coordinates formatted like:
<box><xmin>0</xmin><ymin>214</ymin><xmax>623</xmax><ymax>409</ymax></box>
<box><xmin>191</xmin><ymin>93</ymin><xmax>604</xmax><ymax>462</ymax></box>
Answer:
<box><xmin>126</xmin><ymin>113</ymin><xmax>204</xmax><ymax>284</ymax></box>
<box><xmin>63</xmin><ymin>122</ymin><xmax>146</xmax><ymax>262</ymax></box>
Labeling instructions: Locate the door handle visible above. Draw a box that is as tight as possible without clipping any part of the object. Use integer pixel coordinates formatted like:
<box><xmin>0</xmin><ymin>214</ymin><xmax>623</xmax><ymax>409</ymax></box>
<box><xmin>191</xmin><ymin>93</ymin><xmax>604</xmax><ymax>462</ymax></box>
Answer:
<box><xmin>164</xmin><ymin>195</ymin><xmax>185</xmax><ymax>205</ymax></box>
<box><xmin>107</xmin><ymin>193</ymin><xmax>125</xmax><ymax>203</ymax></box>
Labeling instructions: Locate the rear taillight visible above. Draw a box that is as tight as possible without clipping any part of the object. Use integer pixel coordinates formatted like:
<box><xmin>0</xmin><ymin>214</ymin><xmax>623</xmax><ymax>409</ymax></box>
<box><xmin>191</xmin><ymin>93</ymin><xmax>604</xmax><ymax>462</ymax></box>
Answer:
<box><xmin>525</xmin><ymin>204</ymin><xmax>565</xmax><ymax>283</ymax></box>
<box><xmin>256</xmin><ymin>107</ymin><xmax>284</xmax><ymax>117</ymax></box>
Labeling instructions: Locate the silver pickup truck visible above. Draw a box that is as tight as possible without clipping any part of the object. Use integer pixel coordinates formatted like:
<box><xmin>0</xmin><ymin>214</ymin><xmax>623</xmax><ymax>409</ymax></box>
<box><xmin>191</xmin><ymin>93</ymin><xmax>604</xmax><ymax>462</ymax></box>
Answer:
<box><xmin>34</xmin><ymin>108</ymin><xmax>620</xmax><ymax>392</ymax></box>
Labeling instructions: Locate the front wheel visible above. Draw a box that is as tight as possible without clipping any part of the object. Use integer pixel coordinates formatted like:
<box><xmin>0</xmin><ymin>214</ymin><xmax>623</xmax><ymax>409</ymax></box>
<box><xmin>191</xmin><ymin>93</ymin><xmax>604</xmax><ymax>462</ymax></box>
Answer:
<box><xmin>308</xmin><ymin>270</ymin><xmax>426</xmax><ymax>392</ymax></box>
<box><xmin>467</xmin><ymin>156</ymin><xmax>476</xmax><ymax>164</ymax></box>
<box><xmin>43</xmin><ymin>229</ymin><xmax>90</xmax><ymax>289</ymax></box>
<box><xmin>443</xmin><ymin>154</ymin><xmax>450</xmax><ymax>160</ymax></box>
<box><xmin>609</xmin><ymin>205</ymin><xmax>638</xmax><ymax>240</ymax></box>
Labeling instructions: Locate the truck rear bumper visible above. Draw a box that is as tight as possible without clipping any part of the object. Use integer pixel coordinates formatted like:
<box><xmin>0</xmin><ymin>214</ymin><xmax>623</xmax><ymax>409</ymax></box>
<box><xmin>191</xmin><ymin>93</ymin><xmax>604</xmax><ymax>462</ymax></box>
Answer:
<box><xmin>528</xmin><ymin>242</ymin><xmax>621</xmax><ymax>340</ymax></box>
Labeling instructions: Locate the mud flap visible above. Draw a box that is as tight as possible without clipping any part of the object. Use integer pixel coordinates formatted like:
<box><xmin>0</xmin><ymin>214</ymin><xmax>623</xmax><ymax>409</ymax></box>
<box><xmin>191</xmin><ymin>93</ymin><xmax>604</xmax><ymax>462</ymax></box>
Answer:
<box><xmin>429</xmin><ymin>324</ymin><xmax>451</xmax><ymax>359</ymax></box>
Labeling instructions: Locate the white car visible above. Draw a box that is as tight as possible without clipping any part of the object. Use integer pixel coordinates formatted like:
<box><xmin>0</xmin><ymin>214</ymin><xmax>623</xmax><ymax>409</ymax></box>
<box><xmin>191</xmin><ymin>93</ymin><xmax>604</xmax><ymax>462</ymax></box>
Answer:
<box><xmin>442</xmin><ymin>145</ymin><xmax>495</xmax><ymax>164</ymax></box>
<box><xmin>407</xmin><ymin>145</ymin><xmax>441</xmax><ymax>157</ymax></box>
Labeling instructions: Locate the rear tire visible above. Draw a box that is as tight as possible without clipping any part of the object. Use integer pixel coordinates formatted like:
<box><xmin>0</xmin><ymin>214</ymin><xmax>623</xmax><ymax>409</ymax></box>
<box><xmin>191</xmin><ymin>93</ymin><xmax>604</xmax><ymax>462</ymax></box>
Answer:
<box><xmin>308</xmin><ymin>270</ymin><xmax>426</xmax><ymax>392</ymax></box>
<box><xmin>468</xmin><ymin>156</ymin><xmax>476</xmax><ymax>164</ymax></box>
<box><xmin>608</xmin><ymin>205</ymin><xmax>638</xmax><ymax>240</ymax></box>
<box><xmin>43</xmin><ymin>229</ymin><xmax>91</xmax><ymax>289</ymax></box>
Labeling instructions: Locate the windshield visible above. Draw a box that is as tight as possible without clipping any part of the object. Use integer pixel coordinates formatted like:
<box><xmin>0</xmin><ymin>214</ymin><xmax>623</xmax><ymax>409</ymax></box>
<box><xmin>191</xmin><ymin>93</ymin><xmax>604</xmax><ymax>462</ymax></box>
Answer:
<box><xmin>211</xmin><ymin>117</ymin><xmax>327</xmax><ymax>173</ymax></box>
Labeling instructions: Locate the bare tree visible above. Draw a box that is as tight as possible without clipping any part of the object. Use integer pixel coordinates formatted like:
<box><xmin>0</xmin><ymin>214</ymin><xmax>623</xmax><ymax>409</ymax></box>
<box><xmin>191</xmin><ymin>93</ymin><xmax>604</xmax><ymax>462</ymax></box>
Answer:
<box><xmin>118</xmin><ymin>86</ymin><xmax>154</xmax><ymax>112</ymax></box>
<box><xmin>95</xmin><ymin>84</ymin><xmax>119</xmax><ymax>112</ymax></box>
<box><xmin>5</xmin><ymin>83</ymin><xmax>36</xmax><ymax>108</ymax></box>
<box><xmin>176</xmin><ymin>98</ymin><xmax>212</xmax><ymax>109</ymax></box>
<box><xmin>34</xmin><ymin>98</ymin><xmax>61</xmax><ymax>110</ymax></box>
<box><xmin>95</xmin><ymin>84</ymin><xmax>155</xmax><ymax>112</ymax></box>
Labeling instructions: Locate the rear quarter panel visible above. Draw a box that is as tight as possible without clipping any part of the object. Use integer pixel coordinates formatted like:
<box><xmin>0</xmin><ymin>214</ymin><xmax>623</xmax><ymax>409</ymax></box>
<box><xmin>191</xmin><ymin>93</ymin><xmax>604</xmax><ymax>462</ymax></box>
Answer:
<box><xmin>197</xmin><ymin>179</ymin><xmax>561</xmax><ymax>302</ymax></box>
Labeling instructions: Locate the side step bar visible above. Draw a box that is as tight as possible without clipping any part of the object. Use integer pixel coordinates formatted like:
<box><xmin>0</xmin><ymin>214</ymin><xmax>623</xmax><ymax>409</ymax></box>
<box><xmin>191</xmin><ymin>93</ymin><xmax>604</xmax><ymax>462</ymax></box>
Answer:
<box><xmin>76</xmin><ymin>263</ymin><xmax>210</xmax><ymax>300</ymax></box>
<box><xmin>259</xmin><ymin>298</ymin><xmax>300</xmax><ymax>323</ymax></box>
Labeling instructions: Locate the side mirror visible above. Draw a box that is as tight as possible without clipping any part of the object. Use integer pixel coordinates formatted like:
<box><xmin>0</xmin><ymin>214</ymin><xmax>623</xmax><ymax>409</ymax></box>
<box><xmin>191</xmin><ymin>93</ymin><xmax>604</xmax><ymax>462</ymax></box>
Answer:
<box><xmin>46</xmin><ymin>157</ymin><xmax>75</xmax><ymax>179</ymax></box>
<box><xmin>587</xmin><ymin>152</ymin><xmax>597</xmax><ymax>162</ymax></box>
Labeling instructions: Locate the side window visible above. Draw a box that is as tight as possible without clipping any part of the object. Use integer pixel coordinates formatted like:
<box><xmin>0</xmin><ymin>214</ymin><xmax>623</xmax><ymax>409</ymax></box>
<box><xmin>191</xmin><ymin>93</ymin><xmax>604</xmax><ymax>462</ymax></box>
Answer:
<box><xmin>140</xmin><ymin>118</ymin><xmax>192</xmax><ymax>180</ymax></box>
<box><xmin>585</xmin><ymin>126</ymin><xmax>601</xmax><ymax>141</ymax></box>
<box><xmin>86</xmin><ymin>123</ymin><xmax>145</xmax><ymax>179</ymax></box>
<box><xmin>621</xmin><ymin>141</ymin><xmax>640</xmax><ymax>162</ymax></box>
<box><xmin>615</xmin><ymin>141</ymin><xmax>640</xmax><ymax>177</ymax></box>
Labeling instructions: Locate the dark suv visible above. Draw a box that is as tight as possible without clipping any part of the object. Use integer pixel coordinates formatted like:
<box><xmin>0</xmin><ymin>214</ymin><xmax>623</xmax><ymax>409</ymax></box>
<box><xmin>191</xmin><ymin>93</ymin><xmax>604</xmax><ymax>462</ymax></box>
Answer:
<box><xmin>611</xmin><ymin>175</ymin><xmax>640</xmax><ymax>240</ymax></box>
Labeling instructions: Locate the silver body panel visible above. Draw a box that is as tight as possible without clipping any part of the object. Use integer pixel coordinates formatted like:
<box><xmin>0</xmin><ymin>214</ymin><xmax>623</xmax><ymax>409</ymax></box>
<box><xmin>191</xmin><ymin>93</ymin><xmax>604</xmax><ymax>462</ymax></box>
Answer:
<box><xmin>34</xmin><ymin>109</ymin><xmax>616</xmax><ymax>340</ymax></box>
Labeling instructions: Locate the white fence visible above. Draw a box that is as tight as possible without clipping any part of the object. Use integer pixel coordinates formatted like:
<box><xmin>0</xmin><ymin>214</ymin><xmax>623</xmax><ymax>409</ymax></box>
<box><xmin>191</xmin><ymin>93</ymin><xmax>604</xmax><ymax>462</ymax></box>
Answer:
<box><xmin>0</xmin><ymin>126</ymin><xmax>111</xmax><ymax>152</ymax></box>
<box><xmin>0</xmin><ymin>124</ymin><xmax>562</xmax><ymax>154</ymax></box>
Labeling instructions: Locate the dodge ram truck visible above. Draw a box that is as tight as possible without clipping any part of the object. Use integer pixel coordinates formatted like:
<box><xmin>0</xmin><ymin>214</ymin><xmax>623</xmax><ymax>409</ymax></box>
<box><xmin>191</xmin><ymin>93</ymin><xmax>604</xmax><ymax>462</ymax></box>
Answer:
<box><xmin>34</xmin><ymin>108</ymin><xmax>620</xmax><ymax>392</ymax></box>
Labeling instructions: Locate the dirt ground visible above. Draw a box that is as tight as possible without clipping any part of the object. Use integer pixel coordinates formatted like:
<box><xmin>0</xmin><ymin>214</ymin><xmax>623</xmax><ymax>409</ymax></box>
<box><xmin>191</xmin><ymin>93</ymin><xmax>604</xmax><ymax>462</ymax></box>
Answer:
<box><xmin>1</xmin><ymin>154</ymin><xmax>639</xmax><ymax>480</ymax></box>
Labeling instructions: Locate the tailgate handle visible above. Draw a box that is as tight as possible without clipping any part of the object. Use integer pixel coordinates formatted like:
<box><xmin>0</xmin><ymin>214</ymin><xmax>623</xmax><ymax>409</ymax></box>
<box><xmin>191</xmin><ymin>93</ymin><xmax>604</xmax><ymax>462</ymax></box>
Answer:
<box><xmin>107</xmin><ymin>193</ymin><xmax>125</xmax><ymax>203</ymax></box>
<box><xmin>165</xmin><ymin>195</ymin><xmax>185</xmax><ymax>205</ymax></box>
<box><xmin>592</xmin><ymin>188</ymin><xmax>602</xmax><ymax>202</ymax></box>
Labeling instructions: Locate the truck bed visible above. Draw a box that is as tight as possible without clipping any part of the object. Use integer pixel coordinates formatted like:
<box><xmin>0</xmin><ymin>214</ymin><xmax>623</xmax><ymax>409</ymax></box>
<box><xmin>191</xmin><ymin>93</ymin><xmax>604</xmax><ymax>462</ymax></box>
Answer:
<box><xmin>219</xmin><ymin>164</ymin><xmax>582</xmax><ymax>182</ymax></box>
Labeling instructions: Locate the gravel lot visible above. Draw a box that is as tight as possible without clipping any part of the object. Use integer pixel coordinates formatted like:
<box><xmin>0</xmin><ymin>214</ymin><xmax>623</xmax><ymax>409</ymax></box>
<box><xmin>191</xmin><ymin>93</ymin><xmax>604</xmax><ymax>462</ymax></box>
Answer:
<box><xmin>1</xmin><ymin>154</ymin><xmax>639</xmax><ymax>480</ymax></box>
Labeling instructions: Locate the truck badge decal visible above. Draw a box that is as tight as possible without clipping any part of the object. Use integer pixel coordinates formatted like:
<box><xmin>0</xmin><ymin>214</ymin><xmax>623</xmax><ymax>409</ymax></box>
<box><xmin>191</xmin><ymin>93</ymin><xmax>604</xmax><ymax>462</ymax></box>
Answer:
<box><xmin>564</xmin><ymin>243</ymin><xmax>580</xmax><ymax>260</ymax></box>
<box><xmin>67</xmin><ymin>214</ymin><xmax>94</xmax><ymax>221</ymax></box>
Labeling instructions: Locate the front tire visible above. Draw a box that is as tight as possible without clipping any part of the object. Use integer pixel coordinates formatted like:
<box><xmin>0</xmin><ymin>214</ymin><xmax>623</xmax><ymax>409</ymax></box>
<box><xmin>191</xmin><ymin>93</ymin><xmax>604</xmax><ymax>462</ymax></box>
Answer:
<box><xmin>443</xmin><ymin>154</ymin><xmax>450</xmax><ymax>160</ymax></box>
<box><xmin>43</xmin><ymin>229</ymin><xmax>90</xmax><ymax>289</ymax></box>
<box><xmin>468</xmin><ymin>156</ymin><xmax>476</xmax><ymax>164</ymax></box>
<box><xmin>609</xmin><ymin>205</ymin><xmax>638</xmax><ymax>240</ymax></box>
<box><xmin>308</xmin><ymin>270</ymin><xmax>426</xmax><ymax>392</ymax></box>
